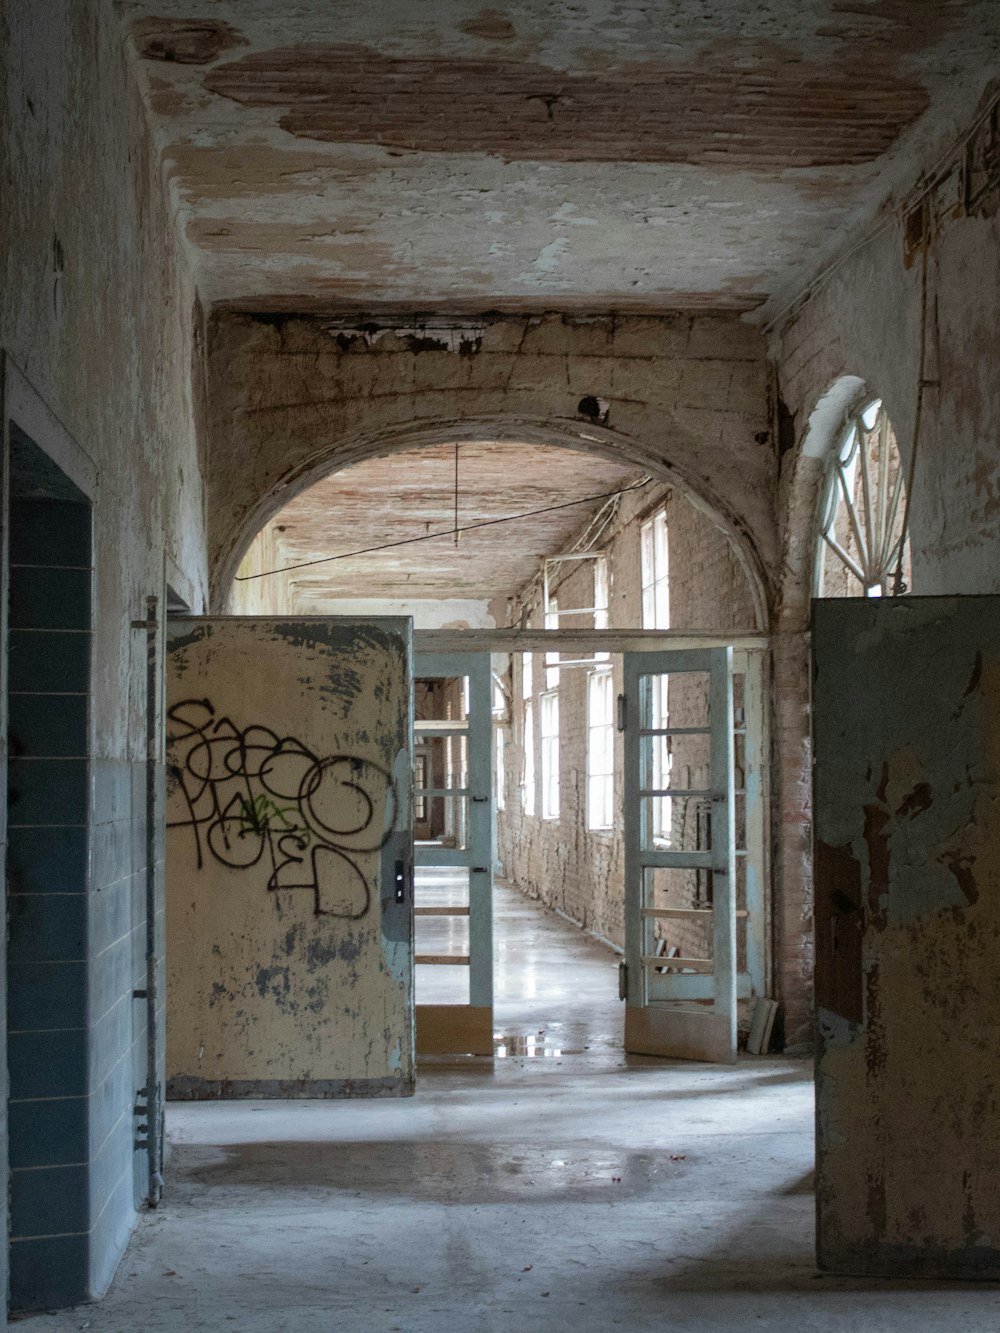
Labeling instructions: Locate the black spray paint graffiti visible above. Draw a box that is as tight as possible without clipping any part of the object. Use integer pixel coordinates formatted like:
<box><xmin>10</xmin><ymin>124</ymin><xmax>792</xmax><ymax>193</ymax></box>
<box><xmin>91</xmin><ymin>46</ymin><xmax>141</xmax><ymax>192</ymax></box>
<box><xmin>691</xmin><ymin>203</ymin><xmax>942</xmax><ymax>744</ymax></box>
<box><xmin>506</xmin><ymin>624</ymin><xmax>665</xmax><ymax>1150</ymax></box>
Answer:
<box><xmin>166</xmin><ymin>700</ymin><xmax>397</xmax><ymax>918</ymax></box>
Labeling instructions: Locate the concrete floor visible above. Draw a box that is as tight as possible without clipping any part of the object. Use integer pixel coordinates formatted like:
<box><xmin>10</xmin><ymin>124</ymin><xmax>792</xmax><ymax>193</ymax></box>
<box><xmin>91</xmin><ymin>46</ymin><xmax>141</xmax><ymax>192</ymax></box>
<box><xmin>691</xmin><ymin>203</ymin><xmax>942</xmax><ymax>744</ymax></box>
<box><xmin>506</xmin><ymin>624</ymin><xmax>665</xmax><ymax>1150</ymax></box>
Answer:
<box><xmin>18</xmin><ymin>884</ymin><xmax>1000</xmax><ymax>1331</ymax></box>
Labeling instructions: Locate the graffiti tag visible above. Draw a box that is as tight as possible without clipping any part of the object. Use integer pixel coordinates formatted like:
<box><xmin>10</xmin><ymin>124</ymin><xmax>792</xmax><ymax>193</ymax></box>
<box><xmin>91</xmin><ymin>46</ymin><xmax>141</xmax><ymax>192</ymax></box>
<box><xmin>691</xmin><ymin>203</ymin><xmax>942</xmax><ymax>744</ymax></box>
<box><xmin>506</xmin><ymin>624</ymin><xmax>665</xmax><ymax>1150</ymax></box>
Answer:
<box><xmin>166</xmin><ymin>699</ymin><xmax>396</xmax><ymax>918</ymax></box>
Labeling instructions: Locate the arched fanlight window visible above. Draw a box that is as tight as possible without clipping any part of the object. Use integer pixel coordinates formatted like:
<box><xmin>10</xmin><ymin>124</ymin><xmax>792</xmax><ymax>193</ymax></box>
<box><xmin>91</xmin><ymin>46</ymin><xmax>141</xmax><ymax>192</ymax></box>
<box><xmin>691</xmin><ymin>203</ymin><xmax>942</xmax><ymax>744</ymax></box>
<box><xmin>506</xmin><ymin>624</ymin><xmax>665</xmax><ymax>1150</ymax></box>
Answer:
<box><xmin>815</xmin><ymin>398</ymin><xmax>911</xmax><ymax>599</ymax></box>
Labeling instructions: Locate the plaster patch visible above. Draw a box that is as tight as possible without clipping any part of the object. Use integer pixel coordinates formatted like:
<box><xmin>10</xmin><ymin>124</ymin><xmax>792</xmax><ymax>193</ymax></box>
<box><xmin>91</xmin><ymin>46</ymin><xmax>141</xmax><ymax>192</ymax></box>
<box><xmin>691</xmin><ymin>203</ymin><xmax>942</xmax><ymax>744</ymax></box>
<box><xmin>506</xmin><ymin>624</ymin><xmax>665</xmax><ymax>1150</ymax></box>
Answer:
<box><xmin>519</xmin><ymin>236</ymin><xmax>570</xmax><ymax>284</ymax></box>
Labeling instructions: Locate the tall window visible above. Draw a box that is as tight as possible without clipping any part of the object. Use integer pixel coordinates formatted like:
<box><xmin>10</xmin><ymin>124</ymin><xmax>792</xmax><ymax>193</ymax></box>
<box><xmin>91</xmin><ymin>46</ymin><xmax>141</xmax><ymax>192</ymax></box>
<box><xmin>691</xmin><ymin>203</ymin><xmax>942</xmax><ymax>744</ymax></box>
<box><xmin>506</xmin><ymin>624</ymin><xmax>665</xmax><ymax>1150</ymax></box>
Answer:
<box><xmin>593</xmin><ymin>558</ymin><xmax>609</xmax><ymax>629</ymax></box>
<box><xmin>522</xmin><ymin>700</ymin><xmax>535</xmax><ymax>816</ymax></box>
<box><xmin>545</xmin><ymin>598</ymin><xmax>560</xmax><ymax>687</ymax></box>
<box><xmin>521</xmin><ymin>652</ymin><xmax>535</xmax><ymax>816</ymax></box>
<box><xmin>816</xmin><ymin>398</ymin><xmax>910</xmax><ymax>598</ymax></box>
<box><xmin>540</xmin><ymin>691</ymin><xmax>560</xmax><ymax>820</ymax></box>
<box><xmin>640</xmin><ymin>510</ymin><xmax>670</xmax><ymax>630</ymax></box>
<box><xmin>642</xmin><ymin>509</ymin><xmax>674</xmax><ymax>831</ymax></box>
<box><xmin>593</xmin><ymin>556</ymin><xmax>610</xmax><ymax>662</ymax></box>
<box><xmin>641</xmin><ymin>510</ymin><xmax>671</xmax><ymax>838</ymax></box>
<box><xmin>492</xmin><ymin>673</ymin><xmax>507</xmax><ymax>813</ymax></box>
<box><xmin>540</xmin><ymin>597</ymin><xmax>560</xmax><ymax>820</ymax></box>
<box><xmin>587</xmin><ymin>669</ymin><xmax>614</xmax><ymax>830</ymax></box>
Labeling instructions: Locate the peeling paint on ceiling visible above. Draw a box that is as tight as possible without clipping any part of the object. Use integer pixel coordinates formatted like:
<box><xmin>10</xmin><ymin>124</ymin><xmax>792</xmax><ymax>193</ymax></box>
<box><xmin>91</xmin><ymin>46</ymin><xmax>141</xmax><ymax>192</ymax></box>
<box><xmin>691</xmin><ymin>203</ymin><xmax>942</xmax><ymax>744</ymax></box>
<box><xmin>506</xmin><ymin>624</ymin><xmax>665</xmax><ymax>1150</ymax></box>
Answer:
<box><xmin>122</xmin><ymin>0</ymin><xmax>1000</xmax><ymax>319</ymax></box>
<box><xmin>202</xmin><ymin>42</ymin><xmax>930</xmax><ymax>168</ymax></box>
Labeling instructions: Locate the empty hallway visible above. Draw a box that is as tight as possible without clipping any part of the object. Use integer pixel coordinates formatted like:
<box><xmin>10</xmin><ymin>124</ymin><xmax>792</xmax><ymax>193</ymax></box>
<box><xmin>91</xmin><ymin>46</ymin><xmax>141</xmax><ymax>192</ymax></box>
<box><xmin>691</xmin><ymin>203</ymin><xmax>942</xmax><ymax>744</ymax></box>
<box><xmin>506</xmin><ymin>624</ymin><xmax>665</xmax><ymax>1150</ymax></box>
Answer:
<box><xmin>8</xmin><ymin>0</ymin><xmax>1000</xmax><ymax>1318</ymax></box>
<box><xmin>16</xmin><ymin>891</ymin><xmax>1000</xmax><ymax>1333</ymax></box>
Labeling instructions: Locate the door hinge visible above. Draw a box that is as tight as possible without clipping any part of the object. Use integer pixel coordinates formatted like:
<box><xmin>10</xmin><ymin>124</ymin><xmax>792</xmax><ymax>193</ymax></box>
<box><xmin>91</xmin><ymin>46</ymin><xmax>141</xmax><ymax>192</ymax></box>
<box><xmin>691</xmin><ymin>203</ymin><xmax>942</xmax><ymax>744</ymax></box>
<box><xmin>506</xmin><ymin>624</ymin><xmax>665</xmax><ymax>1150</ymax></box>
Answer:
<box><xmin>616</xmin><ymin>693</ymin><xmax>626</xmax><ymax>733</ymax></box>
<box><xmin>618</xmin><ymin>960</ymin><xmax>628</xmax><ymax>1000</ymax></box>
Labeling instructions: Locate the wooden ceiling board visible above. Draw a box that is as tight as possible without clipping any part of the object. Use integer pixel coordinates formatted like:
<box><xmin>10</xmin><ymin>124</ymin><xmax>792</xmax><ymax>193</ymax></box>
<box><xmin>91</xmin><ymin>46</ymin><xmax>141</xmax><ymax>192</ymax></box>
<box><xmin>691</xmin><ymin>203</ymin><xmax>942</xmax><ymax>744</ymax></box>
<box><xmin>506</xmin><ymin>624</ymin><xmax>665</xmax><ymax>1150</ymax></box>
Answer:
<box><xmin>265</xmin><ymin>441</ymin><xmax>642</xmax><ymax>601</ymax></box>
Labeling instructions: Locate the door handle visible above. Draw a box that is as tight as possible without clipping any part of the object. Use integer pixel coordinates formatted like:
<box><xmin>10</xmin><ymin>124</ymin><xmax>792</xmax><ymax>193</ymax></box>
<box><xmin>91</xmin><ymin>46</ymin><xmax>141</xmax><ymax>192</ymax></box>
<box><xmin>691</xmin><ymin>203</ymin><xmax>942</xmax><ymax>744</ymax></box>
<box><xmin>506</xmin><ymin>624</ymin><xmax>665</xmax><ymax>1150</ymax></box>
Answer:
<box><xmin>394</xmin><ymin>860</ymin><xmax>408</xmax><ymax>903</ymax></box>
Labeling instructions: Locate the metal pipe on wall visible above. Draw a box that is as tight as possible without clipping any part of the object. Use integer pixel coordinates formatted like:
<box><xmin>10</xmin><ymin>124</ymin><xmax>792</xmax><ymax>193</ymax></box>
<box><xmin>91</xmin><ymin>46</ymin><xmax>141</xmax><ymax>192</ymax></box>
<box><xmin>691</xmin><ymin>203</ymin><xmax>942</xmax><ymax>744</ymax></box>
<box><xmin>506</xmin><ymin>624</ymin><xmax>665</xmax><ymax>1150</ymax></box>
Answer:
<box><xmin>132</xmin><ymin>596</ymin><xmax>163</xmax><ymax>1206</ymax></box>
<box><xmin>144</xmin><ymin>594</ymin><xmax>163</xmax><ymax>1206</ymax></box>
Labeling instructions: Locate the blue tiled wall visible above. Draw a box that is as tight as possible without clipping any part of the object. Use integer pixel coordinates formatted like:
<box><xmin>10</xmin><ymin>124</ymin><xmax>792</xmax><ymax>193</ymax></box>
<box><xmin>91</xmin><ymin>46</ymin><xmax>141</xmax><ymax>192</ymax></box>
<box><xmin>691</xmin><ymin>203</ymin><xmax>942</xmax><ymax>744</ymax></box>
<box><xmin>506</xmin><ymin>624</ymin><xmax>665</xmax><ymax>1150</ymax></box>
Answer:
<box><xmin>89</xmin><ymin>748</ymin><xmax>148</xmax><ymax>1299</ymax></box>
<box><xmin>7</xmin><ymin>493</ymin><xmax>94</xmax><ymax>1308</ymax></box>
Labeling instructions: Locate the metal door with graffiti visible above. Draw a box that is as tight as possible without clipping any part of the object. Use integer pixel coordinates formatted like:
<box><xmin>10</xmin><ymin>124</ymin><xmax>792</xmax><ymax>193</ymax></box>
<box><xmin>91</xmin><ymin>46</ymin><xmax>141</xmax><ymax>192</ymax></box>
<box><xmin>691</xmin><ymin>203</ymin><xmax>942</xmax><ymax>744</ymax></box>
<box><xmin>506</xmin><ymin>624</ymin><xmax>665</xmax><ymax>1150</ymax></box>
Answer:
<box><xmin>164</xmin><ymin>617</ymin><xmax>413</xmax><ymax>1097</ymax></box>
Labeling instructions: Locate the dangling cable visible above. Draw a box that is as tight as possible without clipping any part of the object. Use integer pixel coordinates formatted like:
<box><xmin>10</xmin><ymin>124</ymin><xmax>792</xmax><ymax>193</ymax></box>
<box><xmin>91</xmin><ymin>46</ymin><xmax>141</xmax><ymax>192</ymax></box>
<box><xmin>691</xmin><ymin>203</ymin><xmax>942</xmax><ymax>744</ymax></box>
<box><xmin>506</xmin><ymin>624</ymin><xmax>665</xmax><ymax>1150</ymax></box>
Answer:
<box><xmin>453</xmin><ymin>442</ymin><xmax>460</xmax><ymax>547</ymax></box>
<box><xmin>237</xmin><ymin>476</ymin><xmax>652</xmax><ymax>582</ymax></box>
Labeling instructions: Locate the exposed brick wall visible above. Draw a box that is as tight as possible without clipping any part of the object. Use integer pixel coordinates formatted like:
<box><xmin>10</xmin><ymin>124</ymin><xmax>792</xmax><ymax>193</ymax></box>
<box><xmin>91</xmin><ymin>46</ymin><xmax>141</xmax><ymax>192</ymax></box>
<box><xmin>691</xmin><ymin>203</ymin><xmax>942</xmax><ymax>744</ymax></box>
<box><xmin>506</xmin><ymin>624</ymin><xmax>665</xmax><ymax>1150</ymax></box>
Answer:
<box><xmin>201</xmin><ymin>43</ymin><xmax>930</xmax><ymax>171</ymax></box>
<box><xmin>497</xmin><ymin>482</ymin><xmax>758</xmax><ymax>954</ymax></box>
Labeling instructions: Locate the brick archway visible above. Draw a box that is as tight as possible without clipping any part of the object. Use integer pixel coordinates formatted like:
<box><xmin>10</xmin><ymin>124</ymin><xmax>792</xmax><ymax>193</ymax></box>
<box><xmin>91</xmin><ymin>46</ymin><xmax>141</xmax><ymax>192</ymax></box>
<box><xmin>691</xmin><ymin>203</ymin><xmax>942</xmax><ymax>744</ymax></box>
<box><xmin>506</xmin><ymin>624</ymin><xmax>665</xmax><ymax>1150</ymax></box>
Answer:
<box><xmin>204</xmin><ymin>312</ymin><xmax>778</xmax><ymax>618</ymax></box>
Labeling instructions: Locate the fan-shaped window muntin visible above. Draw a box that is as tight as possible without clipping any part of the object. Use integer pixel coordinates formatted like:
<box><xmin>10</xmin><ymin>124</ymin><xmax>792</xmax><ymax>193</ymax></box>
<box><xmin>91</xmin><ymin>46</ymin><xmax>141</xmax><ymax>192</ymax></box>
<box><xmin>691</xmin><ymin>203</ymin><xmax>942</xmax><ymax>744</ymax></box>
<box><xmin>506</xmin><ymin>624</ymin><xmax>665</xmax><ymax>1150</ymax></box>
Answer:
<box><xmin>816</xmin><ymin>399</ymin><xmax>910</xmax><ymax>598</ymax></box>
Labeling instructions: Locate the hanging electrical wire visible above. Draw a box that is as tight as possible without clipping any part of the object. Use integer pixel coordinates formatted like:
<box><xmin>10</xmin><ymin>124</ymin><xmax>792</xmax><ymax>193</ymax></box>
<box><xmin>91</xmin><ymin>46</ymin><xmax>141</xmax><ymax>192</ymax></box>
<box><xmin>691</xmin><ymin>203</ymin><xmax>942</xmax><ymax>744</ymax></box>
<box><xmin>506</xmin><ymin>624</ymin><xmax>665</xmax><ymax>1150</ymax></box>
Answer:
<box><xmin>453</xmin><ymin>442</ymin><xmax>460</xmax><ymax>547</ymax></box>
<box><xmin>571</xmin><ymin>490</ymin><xmax>623</xmax><ymax>553</ymax></box>
<box><xmin>236</xmin><ymin>475</ymin><xmax>653</xmax><ymax>582</ymax></box>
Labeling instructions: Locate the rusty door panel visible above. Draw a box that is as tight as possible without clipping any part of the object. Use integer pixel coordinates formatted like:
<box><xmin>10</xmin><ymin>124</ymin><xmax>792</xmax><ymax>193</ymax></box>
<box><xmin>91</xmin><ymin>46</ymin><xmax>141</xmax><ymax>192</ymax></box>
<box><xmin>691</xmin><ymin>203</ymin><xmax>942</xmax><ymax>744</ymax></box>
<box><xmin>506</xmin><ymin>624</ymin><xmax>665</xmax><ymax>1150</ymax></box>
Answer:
<box><xmin>812</xmin><ymin>596</ymin><xmax>1000</xmax><ymax>1278</ymax></box>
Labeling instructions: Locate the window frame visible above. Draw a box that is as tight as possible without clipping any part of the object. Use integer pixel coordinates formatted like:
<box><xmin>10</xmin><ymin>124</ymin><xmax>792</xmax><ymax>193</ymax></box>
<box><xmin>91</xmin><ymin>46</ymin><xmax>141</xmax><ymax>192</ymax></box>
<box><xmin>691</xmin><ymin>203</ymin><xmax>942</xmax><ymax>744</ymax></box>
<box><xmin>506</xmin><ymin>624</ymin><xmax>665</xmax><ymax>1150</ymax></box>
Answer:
<box><xmin>587</xmin><ymin>667</ymin><xmax>615</xmax><ymax>831</ymax></box>
<box><xmin>539</xmin><ymin>689</ymin><xmax>560</xmax><ymax>821</ymax></box>
<box><xmin>640</xmin><ymin>510</ymin><xmax>670</xmax><ymax>630</ymax></box>
<box><xmin>815</xmin><ymin>397</ymin><xmax>910</xmax><ymax>599</ymax></box>
<box><xmin>522</xmin><ymin>697</ymin><xmax>535</xmax><ymax>817</ymax></box>
<box><xmin>495</xmin><ymin>725</ymin><xmax>506</xmax><ymax>812</ymax></box>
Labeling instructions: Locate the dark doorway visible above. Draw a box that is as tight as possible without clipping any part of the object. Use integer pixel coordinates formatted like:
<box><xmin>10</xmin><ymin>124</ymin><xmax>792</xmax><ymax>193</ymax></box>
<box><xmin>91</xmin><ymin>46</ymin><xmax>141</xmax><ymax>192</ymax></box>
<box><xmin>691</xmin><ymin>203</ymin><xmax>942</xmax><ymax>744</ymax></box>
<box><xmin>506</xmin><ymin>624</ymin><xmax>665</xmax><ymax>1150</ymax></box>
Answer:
<box><xmin>6</xmin><ymin>421</ymin><xmax>93</xmax><ymax>1307</ymax></box>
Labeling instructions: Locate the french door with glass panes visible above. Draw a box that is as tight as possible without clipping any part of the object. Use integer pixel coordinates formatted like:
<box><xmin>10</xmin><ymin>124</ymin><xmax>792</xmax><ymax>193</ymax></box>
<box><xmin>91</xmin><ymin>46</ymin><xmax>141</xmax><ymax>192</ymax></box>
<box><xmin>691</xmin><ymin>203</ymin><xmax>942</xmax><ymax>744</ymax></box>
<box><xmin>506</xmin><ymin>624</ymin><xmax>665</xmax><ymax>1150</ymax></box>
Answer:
<box><xmin>622</xmin><ymin>646</ymin><xmax>738</xmax><ymax>1063</ymax></box>
<box><xmin>412</xmin><ymin>651</ymin><xmax>493</xmax><ymax>1055</ymax></box>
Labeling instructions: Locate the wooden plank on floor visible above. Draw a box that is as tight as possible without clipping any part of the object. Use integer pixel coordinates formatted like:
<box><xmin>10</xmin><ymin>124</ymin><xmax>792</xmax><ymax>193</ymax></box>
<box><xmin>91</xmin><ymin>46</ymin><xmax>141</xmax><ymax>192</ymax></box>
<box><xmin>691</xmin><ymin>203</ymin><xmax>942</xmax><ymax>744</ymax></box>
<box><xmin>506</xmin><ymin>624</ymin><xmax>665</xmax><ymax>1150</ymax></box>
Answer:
<box><xmin>747</xmin><ymin>996</ymin><xmax>779</xmax><ymax>1055</ymax></box>
<box><xmin>416</xmin><ymin>1005</ymin><xmax>493</xmax><ymax>1056</ymax></box>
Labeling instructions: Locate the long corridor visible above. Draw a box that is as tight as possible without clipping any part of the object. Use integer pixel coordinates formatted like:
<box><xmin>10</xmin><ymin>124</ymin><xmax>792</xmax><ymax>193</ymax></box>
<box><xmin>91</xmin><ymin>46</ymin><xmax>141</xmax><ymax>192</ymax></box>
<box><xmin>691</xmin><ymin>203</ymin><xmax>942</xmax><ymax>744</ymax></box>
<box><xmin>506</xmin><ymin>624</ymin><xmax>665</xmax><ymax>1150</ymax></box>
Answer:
<box><xmin>18</xmin><ymin>886</ymin><xmax>1000</xmax><ymax>1332</ymax></box>
<box><xmin>415</xmin><ymin>873</ymin><xmax>622</xmax><ymax>1062</ymax></box>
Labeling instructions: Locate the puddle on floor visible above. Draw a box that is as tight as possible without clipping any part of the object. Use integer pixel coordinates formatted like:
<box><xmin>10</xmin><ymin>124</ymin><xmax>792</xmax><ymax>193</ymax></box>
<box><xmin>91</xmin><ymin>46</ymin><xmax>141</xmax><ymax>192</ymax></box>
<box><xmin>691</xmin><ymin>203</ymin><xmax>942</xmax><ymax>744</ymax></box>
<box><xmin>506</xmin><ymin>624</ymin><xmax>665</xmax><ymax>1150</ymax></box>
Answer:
<box><xmin>493</xmin><ymin>1032</ymin><xmax>586</xmax><ymax>1058</ymax></box>
<box><xmin>186</xmin><ymin>1138</ymin><xmax>674</xmax><ymax>1204</ymax></box>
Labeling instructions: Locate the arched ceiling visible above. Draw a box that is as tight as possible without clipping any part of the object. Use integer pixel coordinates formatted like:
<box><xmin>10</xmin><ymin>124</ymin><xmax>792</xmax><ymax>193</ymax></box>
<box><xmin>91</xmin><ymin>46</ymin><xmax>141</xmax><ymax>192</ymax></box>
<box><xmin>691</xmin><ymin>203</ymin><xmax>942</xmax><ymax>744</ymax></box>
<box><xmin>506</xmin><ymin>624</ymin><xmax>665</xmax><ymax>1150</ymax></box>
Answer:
<box><xmin>246</xmin><ymin>441</ymin><xmax>643</xmax><ymax>604</ymax></box>
<box><xmin>123</xmin><ymin>1</ymin><xmax>1000</xmax><ymax>321</ymax></box>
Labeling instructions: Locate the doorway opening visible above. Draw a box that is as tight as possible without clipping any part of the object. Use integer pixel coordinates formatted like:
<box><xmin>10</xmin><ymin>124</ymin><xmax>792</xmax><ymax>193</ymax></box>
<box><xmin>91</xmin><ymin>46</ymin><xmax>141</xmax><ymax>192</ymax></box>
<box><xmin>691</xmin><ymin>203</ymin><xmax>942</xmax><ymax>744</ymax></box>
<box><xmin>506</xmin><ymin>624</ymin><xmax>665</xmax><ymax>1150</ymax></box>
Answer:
<box><xmin>408</xmin><ymin>634</ymin><xmax>768</xmax><ymax>1067</ymax></box>
<box><xmin>225</xmin><ymin>436</ymin><xmax>771</xmax><ymax>1070</ymax></box>
<box><xmin>4</xmin><ymin>419</ymin><xmax>94</xmax><ymax>1306</ymax></box>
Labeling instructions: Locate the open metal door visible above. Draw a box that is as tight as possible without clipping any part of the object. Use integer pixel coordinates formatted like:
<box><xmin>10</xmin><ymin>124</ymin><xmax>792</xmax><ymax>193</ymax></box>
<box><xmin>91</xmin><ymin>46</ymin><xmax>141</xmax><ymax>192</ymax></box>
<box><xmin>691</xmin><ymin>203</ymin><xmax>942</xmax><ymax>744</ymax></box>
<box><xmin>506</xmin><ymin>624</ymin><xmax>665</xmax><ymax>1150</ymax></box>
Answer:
<box><xmin>813</xmin><ymin>596</ymin><xmax>1000</xmax><ymax>1278</ymax></box>
<box><xmin>164</xmin><ymin>617</ymin><xmax>414</xmax><ymax>1097</ymax></box>
<box><xmin>412</xmin><ymin>651</ymin><xmax>493</xmax><ymax>1055</ymax></box>
<box><xmin>622</xmin><ymin>646</ymin><xmax>737</xmax><ymax>1062</ymax></box>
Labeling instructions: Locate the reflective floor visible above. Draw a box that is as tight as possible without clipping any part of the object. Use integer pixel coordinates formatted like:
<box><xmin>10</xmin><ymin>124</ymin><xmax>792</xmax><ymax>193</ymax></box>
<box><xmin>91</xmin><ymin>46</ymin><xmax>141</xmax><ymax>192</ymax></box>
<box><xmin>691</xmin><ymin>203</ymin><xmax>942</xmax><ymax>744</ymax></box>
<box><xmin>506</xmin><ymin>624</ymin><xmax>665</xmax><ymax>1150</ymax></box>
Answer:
<box><xmin>417</xmin><ymin>871</ymin><xmax>621</xmax><ymax>1059</ymax></box>
<box><xmin>20</xmin><ymin>885</ymin><xmax>1000</xmax><ymax>1332</ymax></box>
<box><xmin>494</xmin><ymin>877</ymin><xmax>621</xmax><ymax>1059</ymax></box>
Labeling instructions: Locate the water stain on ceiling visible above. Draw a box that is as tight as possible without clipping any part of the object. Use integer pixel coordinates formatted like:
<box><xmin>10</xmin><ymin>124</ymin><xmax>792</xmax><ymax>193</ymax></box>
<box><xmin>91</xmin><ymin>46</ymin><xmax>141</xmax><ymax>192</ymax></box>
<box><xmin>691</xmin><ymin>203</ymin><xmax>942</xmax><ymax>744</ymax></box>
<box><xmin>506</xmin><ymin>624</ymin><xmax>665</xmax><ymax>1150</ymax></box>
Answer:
<box><xmin>134</xmin><ymin>17</ymin><xmax>247</xmax><ymax>64</ymax></box>
<box><xmin>124</xmin><ymin>2</ymin><xmax>1000</xmax><ymax>316</ymax></box>
<box><xmin>202</xmin><ymin>42</ymin><xmax>930</xmax><ymax>169</ymax></box>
